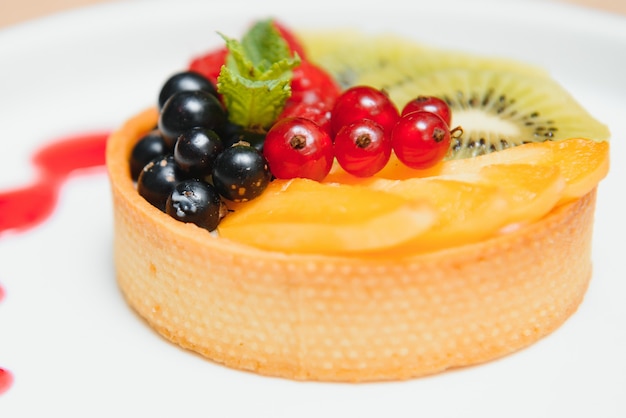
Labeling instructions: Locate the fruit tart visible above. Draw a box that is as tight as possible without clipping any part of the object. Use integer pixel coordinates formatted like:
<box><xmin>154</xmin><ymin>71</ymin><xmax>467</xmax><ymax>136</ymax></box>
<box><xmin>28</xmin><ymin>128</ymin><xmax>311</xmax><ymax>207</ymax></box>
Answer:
<box><xmin>106</xmin><ymin>19</ymin><xmax>610</xmax><ymax>382</ymax></box>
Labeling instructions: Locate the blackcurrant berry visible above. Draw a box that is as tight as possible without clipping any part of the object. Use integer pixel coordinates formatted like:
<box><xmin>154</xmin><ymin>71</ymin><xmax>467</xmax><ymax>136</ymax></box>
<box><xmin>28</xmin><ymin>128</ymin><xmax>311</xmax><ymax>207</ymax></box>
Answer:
<box><xmin>158</xmin><ymin>90</ymin><xmax>227</xmax><ymax>146</ymax></box>
<box><xmin>158</xmin><ymin>71</ymin><xmax>218</xmax><ymax>110</ymax></box>
<box><xmin>165</xmin><ymin>179</ymin><xmax>224</xmax><ymax>231</ymax></box>
<box><xmin>212</xmin><ymin>143</ymin><xmax>272</xmax><ymax>202</ymax></box>
<box><xmin>221</xmin><ymin>126</ymin><xmax>266</xmax><ymax>151</ymax></box>
<box><xmin>129</xmin><ymin>130</ymin><xmax>172</xmax><ymax>181</ymax></box>
<box><xmin>137</xmin><ymin>155</ymin><xmax>186</xmax><ymax>211</ymax></box>
<box><xmin>174</xmin><ymin>127</ymin><xmax>224</xmax><ymax>177</ymax></box>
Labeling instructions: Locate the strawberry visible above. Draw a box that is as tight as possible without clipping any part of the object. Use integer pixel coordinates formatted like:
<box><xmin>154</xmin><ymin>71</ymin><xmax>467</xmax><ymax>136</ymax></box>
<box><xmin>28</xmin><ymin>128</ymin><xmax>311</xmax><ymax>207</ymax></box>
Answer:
<box><xmin>189</xmin><ymin>46</ymin><xmax>228</xmax><ymax>85</ymax></box>
<box><xmin>272</xmin><ymin>20</ymin><xmax>307</xmax><ymax>59</ymax></box>
<box><xmin>187</xmin><ymin>20</ymin><xmax>341</xmax><ymax>134</ymax></box>
<box><xmin>290</xmin><ymin>60</ymin><xmax>341</xmax><ymax>108</ymax></box>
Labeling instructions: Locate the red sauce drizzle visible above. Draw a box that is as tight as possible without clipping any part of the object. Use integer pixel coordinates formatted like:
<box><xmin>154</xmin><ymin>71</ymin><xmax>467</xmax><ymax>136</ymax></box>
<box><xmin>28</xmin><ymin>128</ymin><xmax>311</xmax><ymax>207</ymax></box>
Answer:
<box><xmin>0</xmin><ymin>284</ymin><xmax>13</xmax><ymax>396</ymax></box>
<box><xmin>0</xmin><ymin>132</ymin><xmax>110</xmax><ymax>235</ymax></box>
<box><xmin>0</xmin><ymin>368</ymin><xmax>13</xmax><ymax>396</ymax></box>
<box><xmin>0</xmin><ymin>131</ymin><xmax>110</xmax><ymax>396</ymax></box>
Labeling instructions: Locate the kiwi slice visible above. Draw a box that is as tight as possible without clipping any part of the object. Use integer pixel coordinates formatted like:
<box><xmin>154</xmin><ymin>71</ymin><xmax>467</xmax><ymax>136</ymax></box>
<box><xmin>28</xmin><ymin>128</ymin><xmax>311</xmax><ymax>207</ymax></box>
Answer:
<box><xmin>302</xmin><ymin>32</ymin><xmax>610</xmax><ymax>159</ymax></box>
<box><xmin>301</xmin><ymin>31</ymin><xmax>548</xmax><ymax>89</ymax></box>
<box><xmin>379</xmin><ymin>69</ymin><xmax>610</xmax><ymax>159</ymax></box>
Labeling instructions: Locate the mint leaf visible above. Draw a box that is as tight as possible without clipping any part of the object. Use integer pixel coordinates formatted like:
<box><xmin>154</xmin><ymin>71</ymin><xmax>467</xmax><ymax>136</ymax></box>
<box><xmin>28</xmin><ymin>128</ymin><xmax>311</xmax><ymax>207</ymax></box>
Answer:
<box><xmin>216</xmin><ymin>20</ymin><xmax>300</xmax><ymax>131</ymax></box>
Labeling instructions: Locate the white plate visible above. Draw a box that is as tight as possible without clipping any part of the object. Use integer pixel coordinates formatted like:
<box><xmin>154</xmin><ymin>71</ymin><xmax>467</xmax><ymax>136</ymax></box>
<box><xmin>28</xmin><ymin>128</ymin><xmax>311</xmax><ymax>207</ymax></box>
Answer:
<box><xmin>1</xmin><ymin>0</ymin><xmax>625</xmax><ymax>417</ymax></box>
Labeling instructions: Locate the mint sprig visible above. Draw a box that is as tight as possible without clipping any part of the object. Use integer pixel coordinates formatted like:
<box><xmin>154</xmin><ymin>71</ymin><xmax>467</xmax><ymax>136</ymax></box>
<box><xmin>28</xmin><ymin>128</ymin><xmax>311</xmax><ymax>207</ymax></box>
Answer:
<box><xmin>216</xmin><ymin>20</ymin><xmax>301</xmax><ymax>131</ymax></box>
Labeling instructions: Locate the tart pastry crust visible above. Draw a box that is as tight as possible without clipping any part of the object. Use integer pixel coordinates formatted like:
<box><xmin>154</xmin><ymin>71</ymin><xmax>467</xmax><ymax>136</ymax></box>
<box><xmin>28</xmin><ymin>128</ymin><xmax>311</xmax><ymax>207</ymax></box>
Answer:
<box><xmin>107</xmin><ymin>108</ymin><xmax>596</xmax><ymax>382</ymax></box>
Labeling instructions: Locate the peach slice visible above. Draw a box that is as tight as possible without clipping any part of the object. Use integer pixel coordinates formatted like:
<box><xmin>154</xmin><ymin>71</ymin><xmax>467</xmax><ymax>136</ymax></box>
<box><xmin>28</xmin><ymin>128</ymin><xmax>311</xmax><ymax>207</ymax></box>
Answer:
<box><xmin>218</xmin><ymin>178</ymin><xmax>436</xmax><ymax>254</ymax></box>
<box><xmin>446</xmin><ymin>138</ymin><xmax>608</xmax><ymax>204</ymax></box>
<box><xmin>331</xmin><ymin>163</ymin><xmax>565</xmax><ymax>253</ymax></box>
<box><xmin>223</xmin><ymin>178</ymin><xmax>420</xmax><ymax>224</ymax></box>
<box><xmin>365</xmin><ymin>177</ymin><xmax>511</xmax><ymax>252</ymax></box>
<box><xmin>326</xmin><ymin>138</ymin><xmax>553</xmax><ymax>183</ymax></box>
<box><xmin>540</xmin><ymin>138</ymin><xmax>610</xmax><ymax>203</ymax></box>
<box><xmin>220</xmin><ymin>138</ymin><xmax>607</xmax><ymax>255</ymax></box>
<box><xmin>476</xmin><ymin>163</ymin><xmax>566</xmax><ymax>225</ymax></box>
<box><xmin>357</xmin><ymin>137</ymin><xmax>608</xmax><ymax>204</ymax></box>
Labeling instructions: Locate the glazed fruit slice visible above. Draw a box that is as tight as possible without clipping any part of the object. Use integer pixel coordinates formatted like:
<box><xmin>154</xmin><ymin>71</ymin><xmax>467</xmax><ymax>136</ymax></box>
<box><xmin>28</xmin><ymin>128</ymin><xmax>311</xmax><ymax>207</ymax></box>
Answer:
<box><xmin>350</xmin><ymin>139</ymin><xmax>551</xmax><ymax>181</ymax></box>
<box><xmin>330</xmin><ymin>137</ymin><xmax>608</xmax><ymax>204</ymax></box>
<box><xmin>439</xmin><ymin>137</ymin><xmax>608</xmax><ymax>204</ymax></box>
<box><xmin>442</xmin><ymin>138</ymin><xmax>609</xmax><ymax>205</ymax></box>
<box><xmin>474</xmin><ymin>163</ymin><xmax>565</xmax><ymax>225</ymax></box>
<box><xmin>363</xmin><ymin>177</ymin><xmax>511</xmax><ymax>252</ymax></box>
<box><xmin>360</xmin><ymin>162</ymin><xmax>565</xmax><ymax>252</ymax></box>
<box><xmin>537</xmin><ymin>138</ymin><xmax>610</xmax><ymax>203</ymax></box>
<box><xmin>221</xmin><ymin>177</ymin><xmax>415</xmax><ymax>224</ymax></box>
<box><xmin>220</xmin><ymin>136</ymin><xmax>607</xmax><ymax>255</ymax></box>
<box><xmin>218</xmin><ymin>178</ymin><xmax>436</xmax><ymax>254</ymax></box>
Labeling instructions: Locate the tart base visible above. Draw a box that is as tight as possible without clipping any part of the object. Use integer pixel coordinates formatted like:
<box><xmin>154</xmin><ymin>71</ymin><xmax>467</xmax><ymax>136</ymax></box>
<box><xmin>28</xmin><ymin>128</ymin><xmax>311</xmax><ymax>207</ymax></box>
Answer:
<box><xmin>107</xmin><ymin>108</ymin><xmax>597</xmax><ymax>382</ymax></box>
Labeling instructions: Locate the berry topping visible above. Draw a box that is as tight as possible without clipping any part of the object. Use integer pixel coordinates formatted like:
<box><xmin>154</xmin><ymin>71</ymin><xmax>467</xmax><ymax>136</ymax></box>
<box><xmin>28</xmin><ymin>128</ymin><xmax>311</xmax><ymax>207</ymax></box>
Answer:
<box><xmin>165</xmin><ymin>179</ymin><xmax>224</xmax><ymax>231</ymax></box>
<box><xmin>401</xmin><ymin>95</ymin><xmax>452</xmax><ymax>126</ymax></box>
<box><xmin>263</xmin><ymin>117</ymin><xmax>334</xmax><ymax>181</ymax></box>
<box><xmin>289</xmin><ymin>60</ymin><xmax>341</xmax><ymax>108</ymax></box>
<box><xmin>333</xmin><ymin>119</ymin><xmax>392</xmax><ymax>177</ymax></box>
<box><xmin>158</xmin><ymin>71</ymin><xmax>218</xmax><ymax>110</ymax></box>
<box><xmin>277</xmin><ymin>101</ymin><xmax>333</xmax><ymax>136</ymax></box>
<box><xmin>137</xmin><ymin>155</ymin><xmax>187</xmax><ymax>211</ymax></box>
<box><xmin>158</xmin><ymin>90</ymin><xmax>227</xmax><ymax>145</ymax></box>
<box><xmin>330</xmin><ymin>85</ymin><xmax>400</xmax><ymax>137</ymax></box>
<box><xmin>220</xmin><ymin>123</ymin><xmax>267</xmax><ymax>151</ymax></box>
<box><xmin>130</xmin><ymin>130</ymin><xmax>172</xmax><ymax>181</ymax></box>
<box><xmin>212</xmin><ymin>142</ymin><xmax>272</xmax><ymax>202</ymax></box>
<box><xmin>132</xmin><ymin>21</ymin><xmax>468</xmax><ymax>234</ymax></box>
<box><xmin>391</xmin><ymin>111</ymin><xmax>455</xmax><ymax>169</ymax></box>
<box><xmin>174</xmin><ymin>127</ymin><xmax>224</xmax><ymax>177</ymax></box>
<box><xmin>189</xmin><ymin>46</ymin><xmax>228</xmax><ymax>86</ymax></box>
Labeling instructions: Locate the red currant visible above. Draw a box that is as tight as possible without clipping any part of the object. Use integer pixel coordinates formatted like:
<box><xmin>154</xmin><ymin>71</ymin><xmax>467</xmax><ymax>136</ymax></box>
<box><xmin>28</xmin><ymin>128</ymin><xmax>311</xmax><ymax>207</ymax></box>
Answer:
<box><xmin>334</xmin><ymin>119</ymin><xmax>391</xmax><ymax>177</ymax></box>
<box><xmin>277</xmin><ymin>101</ymin><xmax>332</xmax><ymax>136</ymax></box>
<box><xmin>401</xmin><ymin>95</ymin><xmax>452</xmax><ymax>126</ymax></box>
<box><xmin>263</xmin><ymin>117</ymin><xmax>334</xmax><ymax>181</ymax></box>
<box><xmin>330</xmin><ymin>85</ymin><xmax>400</xmax><ymax>137</ymax></box>
<box><xmin>391</xmin><ymin>111</ymin><xmax>452</xmax><ymax>169</ymax></box>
